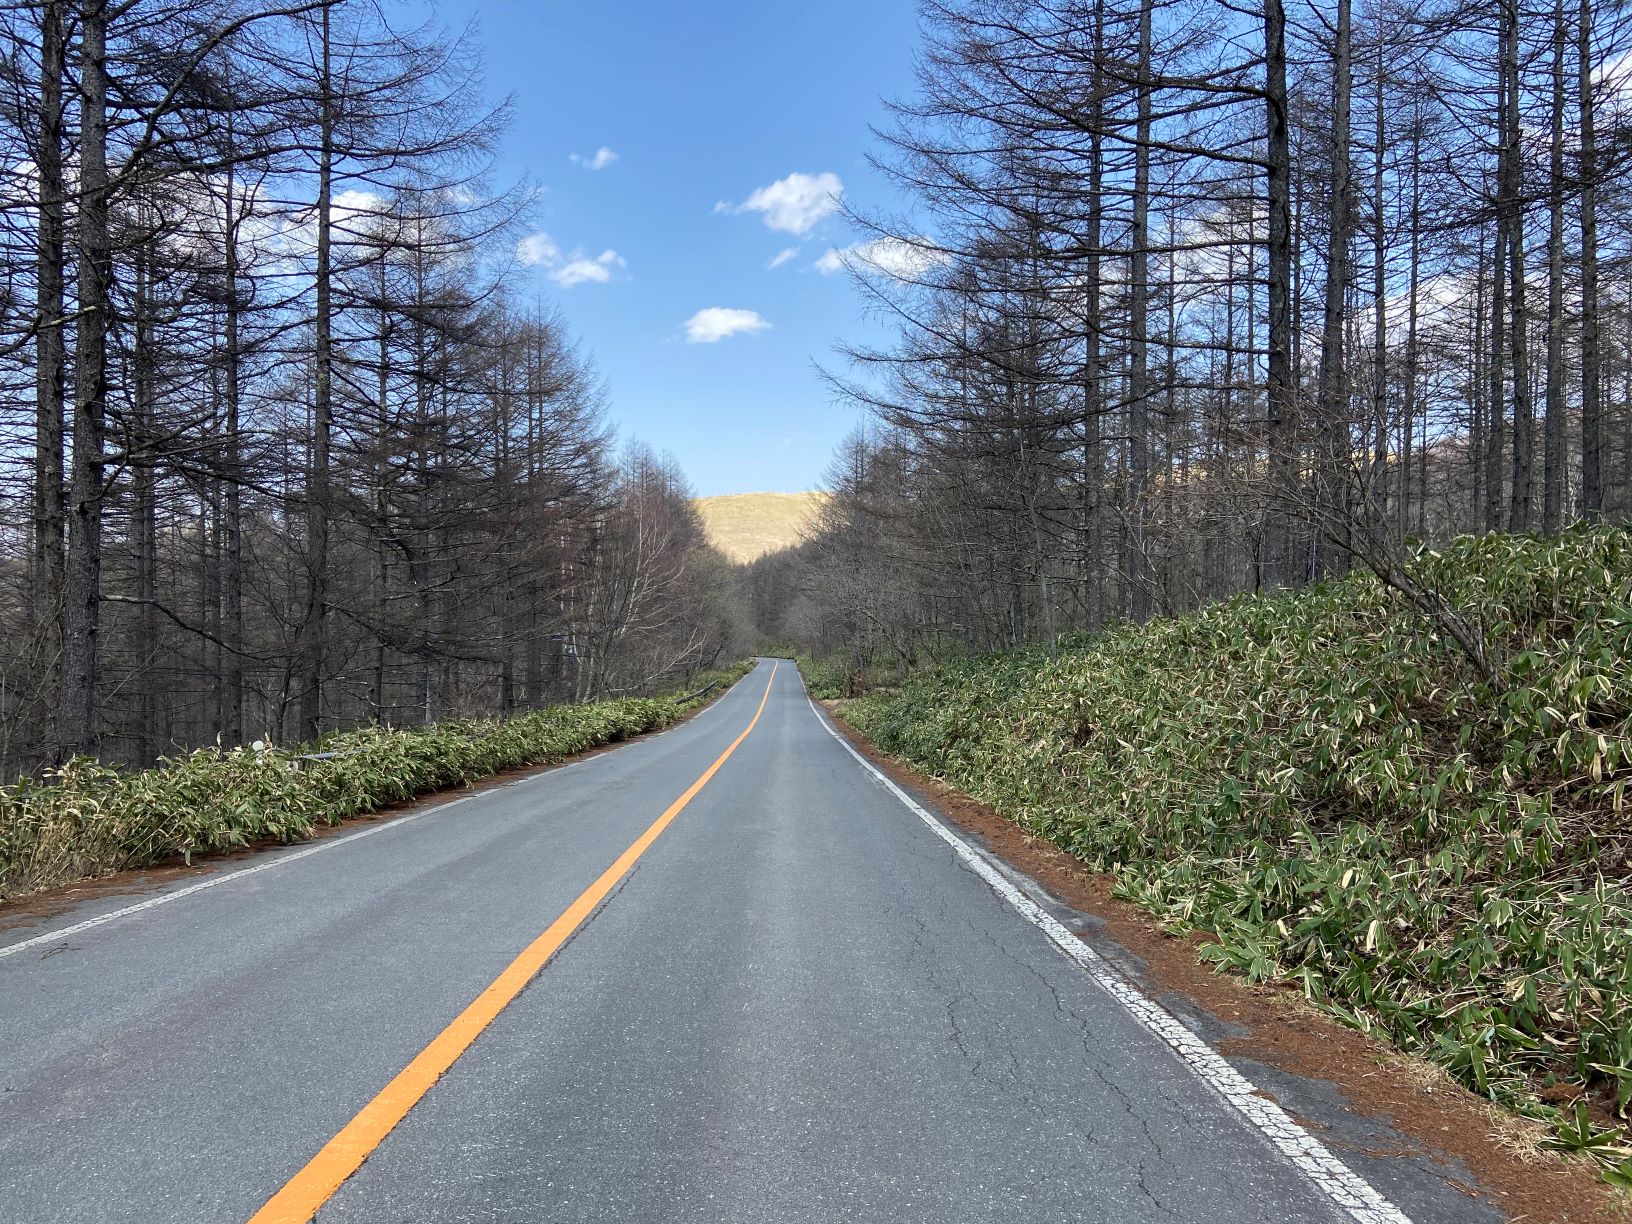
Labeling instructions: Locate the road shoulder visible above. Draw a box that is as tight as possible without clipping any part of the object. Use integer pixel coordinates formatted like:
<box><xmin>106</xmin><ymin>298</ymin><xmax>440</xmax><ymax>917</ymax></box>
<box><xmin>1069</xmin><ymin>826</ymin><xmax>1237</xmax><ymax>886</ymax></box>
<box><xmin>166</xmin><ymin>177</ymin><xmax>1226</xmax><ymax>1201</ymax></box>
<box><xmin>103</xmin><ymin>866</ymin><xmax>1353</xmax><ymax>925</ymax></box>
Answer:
<box><xmin>820</xmin><ymin>700</ymin><xmax>1628</xmax><ymax>1224</ymax></box>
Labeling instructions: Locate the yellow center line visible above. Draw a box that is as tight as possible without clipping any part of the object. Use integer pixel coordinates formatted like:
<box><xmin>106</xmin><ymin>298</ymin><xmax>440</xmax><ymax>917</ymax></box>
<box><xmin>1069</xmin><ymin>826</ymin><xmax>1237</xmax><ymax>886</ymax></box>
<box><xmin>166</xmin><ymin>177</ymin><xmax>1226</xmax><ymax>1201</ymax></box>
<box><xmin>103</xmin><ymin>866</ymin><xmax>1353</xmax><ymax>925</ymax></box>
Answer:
<box><xmin>248</xmin><ymin>662</ymin><xmax>779</xmax><ymax>1224</ymax></box>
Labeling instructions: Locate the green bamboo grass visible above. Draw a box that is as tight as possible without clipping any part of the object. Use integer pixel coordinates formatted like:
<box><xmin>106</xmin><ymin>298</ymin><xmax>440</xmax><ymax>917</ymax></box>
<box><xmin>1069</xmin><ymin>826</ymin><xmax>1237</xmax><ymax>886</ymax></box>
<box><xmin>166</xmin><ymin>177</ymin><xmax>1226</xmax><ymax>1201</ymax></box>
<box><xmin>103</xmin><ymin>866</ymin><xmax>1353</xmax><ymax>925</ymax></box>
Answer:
<box><xmin>0</xmin><ymin>663</ymin><xmax>750</xmax><ymax>900</ymax></box>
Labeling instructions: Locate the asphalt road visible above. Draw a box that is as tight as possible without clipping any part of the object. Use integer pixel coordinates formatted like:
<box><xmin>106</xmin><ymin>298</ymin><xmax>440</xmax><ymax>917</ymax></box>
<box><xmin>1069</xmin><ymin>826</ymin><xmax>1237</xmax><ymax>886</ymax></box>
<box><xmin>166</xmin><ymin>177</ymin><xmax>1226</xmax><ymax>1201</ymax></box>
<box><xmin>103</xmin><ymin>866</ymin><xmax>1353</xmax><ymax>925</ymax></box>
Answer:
<box><xmin>0</xmin><ymin>660</ymin><xmax>1468</xmax><ymax>1223</ymax></box>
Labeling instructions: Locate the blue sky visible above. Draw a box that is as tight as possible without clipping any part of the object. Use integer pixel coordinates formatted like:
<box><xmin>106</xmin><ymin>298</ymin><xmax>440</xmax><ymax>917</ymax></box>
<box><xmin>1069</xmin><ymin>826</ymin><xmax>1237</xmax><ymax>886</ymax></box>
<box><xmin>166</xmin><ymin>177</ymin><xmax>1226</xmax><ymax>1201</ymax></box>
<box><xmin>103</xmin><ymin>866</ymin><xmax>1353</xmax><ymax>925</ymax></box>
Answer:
<box><xmin>433</xmin><ymin>0</ymin><xmax>924</xmax><ymax>496</ymax></box>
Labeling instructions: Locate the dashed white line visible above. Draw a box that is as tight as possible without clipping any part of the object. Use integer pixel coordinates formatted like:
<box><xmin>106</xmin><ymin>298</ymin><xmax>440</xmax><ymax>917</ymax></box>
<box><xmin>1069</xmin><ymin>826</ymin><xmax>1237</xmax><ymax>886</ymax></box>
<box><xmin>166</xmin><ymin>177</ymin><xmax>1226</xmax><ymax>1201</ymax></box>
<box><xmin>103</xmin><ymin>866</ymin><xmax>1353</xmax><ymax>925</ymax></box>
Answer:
<box><xmin>802</xmin><ymin>687</ymin><xmax>1413</xmax><ymax>1224</ymax></box>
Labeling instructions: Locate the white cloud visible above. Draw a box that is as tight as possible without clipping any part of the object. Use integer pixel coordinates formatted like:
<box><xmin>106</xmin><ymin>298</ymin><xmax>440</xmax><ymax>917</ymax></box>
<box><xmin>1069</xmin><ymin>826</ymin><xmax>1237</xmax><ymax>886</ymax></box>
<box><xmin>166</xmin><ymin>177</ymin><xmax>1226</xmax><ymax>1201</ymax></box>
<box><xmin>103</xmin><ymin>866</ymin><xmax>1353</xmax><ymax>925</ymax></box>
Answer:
<box><xmin>732</xmin><ymin>171</ymin><xmax>842</xmax><ymax>236</ymax></box>
<box><xmin>550</xmin><ymin>249</ymin><xmax>625</xmax><ymax>287</ymax></box>
<box><xmin>517</xmin><ymin>232</ymin><xmax>561</xmax><ymax>266</ymax></box>
<box><xmin>816</xmin><ymin>236</ymin><xmax>946</xmax><ymax>280</ymax></box>
<box><xmin>517</xmin><ymin>231</ymin><xmax>624</xmax><ymax>287</ymax></box>
<box><xmin>685</xmin><ymin>307</ymin><xmax>771</xmax><ymax>343</ymax></box>
<box><xmin>570</xmin><ymin>146</ymin><xmax>619</xmax><ymax>171</ymax></box>
<box><xmin>333</xmin><ymin>189</ymin><xmax>386</xmax><ymax>222</ymax></box>
<box><xmin>767</xmin><ymin>246</ymin><xmax>800</xmax><ymax>270</ymax></box>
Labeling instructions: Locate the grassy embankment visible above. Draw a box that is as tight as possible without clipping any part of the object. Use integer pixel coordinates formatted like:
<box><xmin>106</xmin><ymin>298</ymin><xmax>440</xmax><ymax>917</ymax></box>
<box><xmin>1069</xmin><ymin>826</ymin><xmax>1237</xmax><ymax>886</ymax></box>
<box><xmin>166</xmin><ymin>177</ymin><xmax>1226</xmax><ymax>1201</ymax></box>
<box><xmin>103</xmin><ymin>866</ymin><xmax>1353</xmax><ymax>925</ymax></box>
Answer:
<box><xmin>791</xmin><ymin>653</ymin><xmax>851</xmax><ymax>700</ymax></box>
<box><xmin>833</xmin><ymin>530</ymin><xmax>1632</xmax><ymax>1179</ymax></box>
<box><xmin>0</xmin><ymin>662</ymin><xmax>752</xmax><ymax>901</ymax></box>
<box><xmin>693</xmin><ymin>491</ymin><xmax>828</xmax><ymax>563</ymax></box>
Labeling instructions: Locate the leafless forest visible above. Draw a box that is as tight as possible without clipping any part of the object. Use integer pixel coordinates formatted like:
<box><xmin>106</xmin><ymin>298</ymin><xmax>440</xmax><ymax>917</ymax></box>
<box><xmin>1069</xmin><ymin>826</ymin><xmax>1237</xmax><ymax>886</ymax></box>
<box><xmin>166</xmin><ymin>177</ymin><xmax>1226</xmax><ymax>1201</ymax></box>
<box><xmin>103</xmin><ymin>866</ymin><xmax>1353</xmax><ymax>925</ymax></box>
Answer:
<box><xmin>755</xmin><ymin>0</ymin><xmax>1632</xmax><ymax>674</ymax></box>
<box><xmin>6</xmin><ymin>0</ymin><xmax>1632</xmax><ymax>777</ymax></box>
<box><xmin>0</xmin><ymin>1</ymin><xmax>741</xmax><ymax>777</ymax></box>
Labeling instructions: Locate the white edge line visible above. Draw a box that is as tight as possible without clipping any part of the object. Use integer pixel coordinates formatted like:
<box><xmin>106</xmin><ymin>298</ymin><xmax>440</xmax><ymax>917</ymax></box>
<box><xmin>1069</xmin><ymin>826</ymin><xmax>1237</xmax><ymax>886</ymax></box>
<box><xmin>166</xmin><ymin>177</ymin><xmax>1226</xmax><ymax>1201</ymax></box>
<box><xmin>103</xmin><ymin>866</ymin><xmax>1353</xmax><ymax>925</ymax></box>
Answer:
<box><xmin>802</xmin><ymin>689</ymin><xmax>1413</xmax><ymax>1224</ymax></box>
<box><xmin>0</xmin><ymin>671</ymin><xmax>762</xmax><ymax>962</ymax></box>
<box><xmin>0</xmin><ymin>796</ymin><xmax>470</xmax><ymax>962</ymax></box>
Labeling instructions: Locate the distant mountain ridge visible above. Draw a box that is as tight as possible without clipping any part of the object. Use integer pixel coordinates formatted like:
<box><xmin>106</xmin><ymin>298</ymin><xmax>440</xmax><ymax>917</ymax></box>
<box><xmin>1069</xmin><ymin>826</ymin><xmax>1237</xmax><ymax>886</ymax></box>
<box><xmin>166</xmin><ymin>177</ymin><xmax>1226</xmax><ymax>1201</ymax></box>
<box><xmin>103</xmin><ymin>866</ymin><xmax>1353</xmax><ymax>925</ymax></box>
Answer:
<box><xmin>694</xmin><ymin>491</ymin><xmax>828</xmax><ymax>564</ymax></box>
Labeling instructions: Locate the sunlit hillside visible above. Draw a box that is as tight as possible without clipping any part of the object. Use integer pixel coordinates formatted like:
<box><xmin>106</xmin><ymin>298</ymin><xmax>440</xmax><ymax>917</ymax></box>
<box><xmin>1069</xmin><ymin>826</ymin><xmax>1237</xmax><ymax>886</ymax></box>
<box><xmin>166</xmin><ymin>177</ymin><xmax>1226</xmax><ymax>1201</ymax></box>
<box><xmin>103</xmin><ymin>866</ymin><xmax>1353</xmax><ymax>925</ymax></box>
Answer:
<box><xmin>693</xmin><ymin>492</ymin><xmax>829</xmax><ymax>564</ymax></box>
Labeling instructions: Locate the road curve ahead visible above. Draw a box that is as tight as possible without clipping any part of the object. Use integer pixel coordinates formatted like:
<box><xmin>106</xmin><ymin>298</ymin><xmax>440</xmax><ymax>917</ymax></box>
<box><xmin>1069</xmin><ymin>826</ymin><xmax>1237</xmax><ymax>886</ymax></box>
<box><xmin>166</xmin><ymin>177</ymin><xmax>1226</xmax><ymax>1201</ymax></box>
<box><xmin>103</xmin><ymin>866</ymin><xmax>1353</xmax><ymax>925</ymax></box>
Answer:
<box><xmin>2</xmin><ymin>659</ymin><xmax>1427</xmax><ymax>1223</ymax></box>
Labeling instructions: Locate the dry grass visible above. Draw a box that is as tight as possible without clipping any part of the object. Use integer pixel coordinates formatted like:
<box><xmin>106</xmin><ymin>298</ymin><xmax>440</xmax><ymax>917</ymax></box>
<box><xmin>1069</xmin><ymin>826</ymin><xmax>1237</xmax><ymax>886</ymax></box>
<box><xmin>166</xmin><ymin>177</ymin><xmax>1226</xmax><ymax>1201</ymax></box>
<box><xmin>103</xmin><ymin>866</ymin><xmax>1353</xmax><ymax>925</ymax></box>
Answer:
<box><xmin>694</xmin><ymin>491</ymin><xmax>828</xmax><ymax>563</ymax></box>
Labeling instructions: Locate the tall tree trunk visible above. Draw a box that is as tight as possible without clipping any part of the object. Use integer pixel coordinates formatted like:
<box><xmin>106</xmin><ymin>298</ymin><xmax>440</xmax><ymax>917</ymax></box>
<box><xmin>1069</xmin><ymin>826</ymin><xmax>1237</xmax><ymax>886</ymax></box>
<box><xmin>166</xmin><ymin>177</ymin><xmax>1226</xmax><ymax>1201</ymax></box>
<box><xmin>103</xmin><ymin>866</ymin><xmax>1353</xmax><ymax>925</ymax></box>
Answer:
<box><xmin>33</xmin><ymin>0</ymin><xmax>67</xmax><ymax>733</ymax></box>
<box><xmin>1369</xmin><ymin>31</ymin><xmax>1388</xmax><ymax>534</ymax></box>
<box><xmin>1542</xmin><ymin>0</ymin><xmax>1567</xmax><ymax>532</ymax></box>
<box><xmin>1127</xmin><ymin>0</ymin><xmax>1153</xmax><ymax>620</ymax></box>
<box><xmin>372</xmin><ymin>264</ymin><xmax>390</xmax><ymax>722</ymax></box>
<box><xmin>133</xmin><ymin>221</ymin><xmax>159</xmax><ymax>765</ymax></box>
<box><xmin>297</xmin><ymin>6</ymin><xmax>334</xmax><ymax>741</ymax></box>
<box><xmin>1082</xmin><ymin>0</ymin><xmax>1105</xmax><ymax>626</ymax></box>
<box><xmin>1163</xmin><ymin>218</ymin><xmax>1179</xmax><ymax>612</ymax></box>
<box><xmin>1471</xmin><ymin>242</ymin><xmax>1487</xmax><ymax>527</ymax></box>
<box><xmin>413</xmin><ymin>242</ymin><xmax>433</xmax><ymax>724</ymax></box>
<box><xmin>1503</xmin><ymin>0</ymin><xmax>1535</xmax><ymax>531</ymax></box>
<box><xmin>1485</xmin><ymin>221</ymin><xmax>1506</xmax><ymax>532</ymax></box>
<box><xmin>61</xmin><ymin>0</ymin><xmax>110</xmax><ymax>759</ymax></box>
<box><xmin>497</xmin><ymin>330</ymin><xmax>517</xmax><ymax>715</ymax></box>
<box><xmin>1314</xmin><ymin>0</ymin><xmax>1353</xmax><ymax>578</ymax></box>
<box><xmin>1623</xmin><ymin>296</ymin><xmax>1632</xmax><ymax>515</ymax></box>
<box><xmin>1212</xmin><ymin>241</ymin><xmax>1237</xmax><ymax>598</ymax></box>
<box><xmin>1578</xmin><ymin>0</ymin><xmax>1602</xmax><ymax>519</ymax></box>
<box><xmin>205</xmin><ymin>468</ymin><xmax>223</xmax><ymax>743</ymax></box>
<box><xmin>1263</xmin><ymin>0</ymin><xmax>1296</xmax><ymax>587</ymax></box>
<box><xmin>524</xmin><ymin>341</ymin><xmax>545</xmax><ymax>709</ymax></box>
<box><xmin>222</xmin><ymin>153</ymin><xmax>245</xmax><ymax>745</ymax></box>
<box><xmin>1403</xmin><ymin>111</ymin><xmax>1423</xmax><ymax>538</ymax></box>
<box><xmin>1244</xmin><ymin>202</ymin><xmax>1259</xmax><ymax>589</ymax></box>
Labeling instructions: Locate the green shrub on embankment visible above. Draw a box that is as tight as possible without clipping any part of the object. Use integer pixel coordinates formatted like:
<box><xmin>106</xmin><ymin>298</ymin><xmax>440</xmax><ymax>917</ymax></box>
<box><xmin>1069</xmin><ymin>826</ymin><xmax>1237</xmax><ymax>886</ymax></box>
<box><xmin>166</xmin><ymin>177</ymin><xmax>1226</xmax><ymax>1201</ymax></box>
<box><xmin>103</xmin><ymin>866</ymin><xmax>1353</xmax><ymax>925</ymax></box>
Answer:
<box><xmin>844</xmin><ymin>529</ymin><xmax>1632</xmax><ymax>1176</ymax></box>
<box><xmin>790</xmin><ymin>651</ymin><xmax>906</xmax><ymax>698</ymax></box>
<box><xmin>0</xmin><ymin>663</ymin><xmax>751</xmax><ymax>901</ymax></box>
<box><xmin>794</xmin><ymin>653</ymin><xmax>849</xmax><ymax>699</ymax></box>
